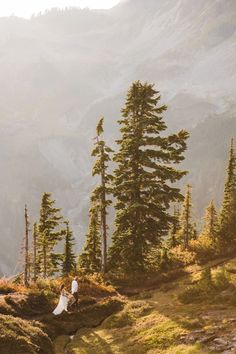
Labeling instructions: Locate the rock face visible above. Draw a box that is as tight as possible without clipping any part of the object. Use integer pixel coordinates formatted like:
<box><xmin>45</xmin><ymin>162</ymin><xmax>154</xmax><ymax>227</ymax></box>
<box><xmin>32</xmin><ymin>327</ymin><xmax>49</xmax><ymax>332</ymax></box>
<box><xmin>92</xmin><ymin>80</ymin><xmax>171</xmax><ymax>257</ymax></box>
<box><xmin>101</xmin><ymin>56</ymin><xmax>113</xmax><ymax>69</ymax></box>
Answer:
<box><xmin>0</xmin><ymin>0</ymin><xmax>235</xmax><ymax>274</ymax></box>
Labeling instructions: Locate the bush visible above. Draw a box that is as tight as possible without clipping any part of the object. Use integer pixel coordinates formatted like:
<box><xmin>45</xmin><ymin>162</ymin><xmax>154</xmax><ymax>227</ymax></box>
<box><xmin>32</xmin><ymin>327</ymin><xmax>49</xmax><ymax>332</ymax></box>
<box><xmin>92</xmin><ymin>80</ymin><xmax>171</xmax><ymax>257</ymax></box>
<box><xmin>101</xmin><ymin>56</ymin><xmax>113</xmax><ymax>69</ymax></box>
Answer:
<box><xmin>213</xmin><ymin>268</ymin><xmax>230</xmax><ymax>291</ymax></box>
<box><xmin>0</xmin><ymin>278</ymin><xmax>25</xmax><ymax>294</ymax></box>
<box><xmin>200</xmin><ymin>267</ymin><xmax>213</xmax><ymax>289</ymax></box>
<box><xmin>190</xmin><ymin>235</ymin><xmax>218</xmax><ymax>262</ymax></box>
<box><xmin>178</xmin><ymin>267</ymin><xmax>213</xmax><ymax>304</ymax></box>
<box><xmin>178</xmin><ymin>266</ymin><xmax>235</xmax><ymax>304</ymax></box>
<box><xmin>178</xmin><ymin>285</ymin><xmax>206</xmax><ymax>304</ymax></box>
<box><xmin>169</xmin><ymin>245</ymin><xmax>196</xmax><ymax>266</ymax></box>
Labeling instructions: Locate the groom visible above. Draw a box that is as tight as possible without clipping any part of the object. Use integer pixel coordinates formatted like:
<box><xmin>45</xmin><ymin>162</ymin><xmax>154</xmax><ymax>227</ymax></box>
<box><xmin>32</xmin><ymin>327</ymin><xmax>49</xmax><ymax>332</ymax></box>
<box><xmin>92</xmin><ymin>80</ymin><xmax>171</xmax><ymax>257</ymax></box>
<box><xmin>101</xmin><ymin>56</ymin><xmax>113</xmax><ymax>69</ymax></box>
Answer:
<box><xmin>70</xmin><ymin>276</ymin><xmax>79</xmax><ymax>310</ymax></box>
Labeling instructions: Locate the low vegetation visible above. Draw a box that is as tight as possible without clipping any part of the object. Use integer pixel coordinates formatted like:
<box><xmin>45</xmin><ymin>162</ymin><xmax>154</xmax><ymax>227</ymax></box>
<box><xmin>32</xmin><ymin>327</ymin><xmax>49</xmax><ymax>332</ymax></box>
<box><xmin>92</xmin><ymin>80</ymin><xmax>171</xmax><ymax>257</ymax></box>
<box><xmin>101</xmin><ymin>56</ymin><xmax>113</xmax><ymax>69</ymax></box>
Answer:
<box><xmin>0</xmin><ymin>278</ymin><xmax>25</xmax><ymax>294</ymax></box>
<box><xmin>0</xmin><ymin>275</ymin><xmax>120</xmax><ymax>353</ymax></box>
<box><xmin>59</xmin><ymin>258</ymin><xmax>236</xmax><ymax>354</ymax></box>
<box><xmin>178</xmin><ymin>265</ymin><xmax>236</xmax><ymax>305</ymax></box>
<box><xmin>0</xmin><ymin>315</ymin><xmax>53</xmax><ymax>354</ymax></box>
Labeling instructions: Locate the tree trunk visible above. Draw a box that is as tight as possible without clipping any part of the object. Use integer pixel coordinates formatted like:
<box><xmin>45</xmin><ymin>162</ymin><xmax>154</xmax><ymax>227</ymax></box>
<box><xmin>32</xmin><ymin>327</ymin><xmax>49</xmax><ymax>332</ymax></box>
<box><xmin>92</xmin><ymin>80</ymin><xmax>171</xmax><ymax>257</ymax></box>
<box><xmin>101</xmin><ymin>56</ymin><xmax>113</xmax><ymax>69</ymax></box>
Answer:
<box><xmin>101</xmin><ymin>154</ymin><xmax>107</xmax><ymax>273</ymax></box>
<box><xmin>43</xmin><ymin>244</ymin><xmax>47</xmax><ymax>278</ymax></box>
<box><xmin>24</xmin><ymin>205</ymin><xmax>29</xmax><ymax>287</ymax></box>
<box><xmin>33</xmin><ymin>228</ymin><xmax>37</xmax><ymax>282</ymax></box>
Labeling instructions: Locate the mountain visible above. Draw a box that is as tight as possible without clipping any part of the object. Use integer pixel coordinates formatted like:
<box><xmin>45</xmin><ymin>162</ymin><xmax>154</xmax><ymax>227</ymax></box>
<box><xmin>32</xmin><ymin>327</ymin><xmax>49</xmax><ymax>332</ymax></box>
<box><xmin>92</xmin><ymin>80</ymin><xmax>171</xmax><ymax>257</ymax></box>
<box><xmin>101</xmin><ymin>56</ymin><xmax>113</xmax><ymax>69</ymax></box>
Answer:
<box><xmin>0</xmin><ymin>0</ymin><xmax>235</xmax><ymax>275</ymax></box>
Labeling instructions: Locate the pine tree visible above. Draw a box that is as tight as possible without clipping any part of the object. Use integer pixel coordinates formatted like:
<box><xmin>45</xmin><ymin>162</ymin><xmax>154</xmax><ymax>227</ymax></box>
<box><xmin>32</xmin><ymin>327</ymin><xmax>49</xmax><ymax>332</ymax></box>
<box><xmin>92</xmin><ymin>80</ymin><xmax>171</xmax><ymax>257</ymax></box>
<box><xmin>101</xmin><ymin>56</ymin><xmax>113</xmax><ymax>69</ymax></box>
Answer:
<box><xmin>109</xmin><ymin>81</ymin><xmax>189</xmax><ymax>273</ymax></box>
<box><xmin>78</xmin><ymin>199</ymin><xmax>102</xmax><ymax>273</ymax></box>
<box><xmin>219</xmin><ymin>138</ymin><xmax>236</xmax><ymax>246</ymax></box>
<box><xmin>202</xmin><ymin>200</ymin><xmax>218</xmax><ymax>239</ymax></box>
<box><xmin>32</xmin><ymin>222</ymin><xmax>39</xmax><ymax>282</ymax></box>
<box><xmin>23</xmin><ymin>205</ymin><xmax>30</xmax><ymax>286</ymax></box>
<box><xmin>91</xmin><ymin>118</ymin><xmax>113</xmax><ymax>273</ymax></box>
<box><xmin>178</xmin><ymin>184</ymin><xmax>193</xmax><ymax>249</ymax></box>
<box><xmin>37</xmin><ymin>193</ymin><xmax>63</xmax><ymax>278</ymax></box>
<box><xmin>167</xmin><ymin>205</ymin><xmax>181</xmax><ymax>248</ymax></box>
<box><xmin>62</xmin><ymin>221</ymin><xmax>76</xmax><ymax>276</ymax></box>
<box><xmin>191</xmin><ymin>222</ymin><xmax>198</xmax><ymax>241</ymax></box>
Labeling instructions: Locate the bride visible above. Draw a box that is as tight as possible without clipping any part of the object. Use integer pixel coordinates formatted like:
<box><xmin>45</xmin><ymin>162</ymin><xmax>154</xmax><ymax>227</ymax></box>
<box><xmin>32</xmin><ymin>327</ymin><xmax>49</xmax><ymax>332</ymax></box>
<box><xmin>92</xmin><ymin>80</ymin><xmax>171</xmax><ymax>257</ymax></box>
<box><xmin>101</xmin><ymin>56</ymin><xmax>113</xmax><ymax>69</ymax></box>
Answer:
<box><xmin>53</xmin><ymin>284</ymin><xmax>70</xmax><ymax>315</ymax></box>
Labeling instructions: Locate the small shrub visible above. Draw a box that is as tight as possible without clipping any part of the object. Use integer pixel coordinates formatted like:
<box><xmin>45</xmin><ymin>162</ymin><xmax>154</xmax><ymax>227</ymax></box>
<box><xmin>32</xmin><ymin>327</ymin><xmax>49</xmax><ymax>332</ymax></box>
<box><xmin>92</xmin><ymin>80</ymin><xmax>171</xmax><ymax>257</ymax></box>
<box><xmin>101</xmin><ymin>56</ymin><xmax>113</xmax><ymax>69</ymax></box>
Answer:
<box><xmin>178</xmin><ymin>286</ymin><xmax>205</xmax><ymax>304</ymax></box>
<box><xmin>0</xmin><ymin>278</ymin><xmax>25</xmax><ymax>294</ymax></box>
<box><xmin>169</xmin><ymin>246</ymin><xmax>196</xmax><ymax>266</ymax></box>
<box><xmin>200</xmin><ymin>267</ymin><xmax>213</xmax><ymax>290</ymax></box>
<box><xmin>178</xmin><ymin>266</ymin><xmax>235</xmax><ymax>304</ymax></box>
<box><xmin>178</xmin><ymin>268</ymin><xmax>213</xmax><ymax>304</ymax></box>
<box><xmin>190</xmin><ymin>235</ymin><xmax>218</xmax><ymax>262</ymax></box>
<box><xmin>213</xmin><ymin>268</ymin><xmax>230</xmax><ymax>291</ymax></box>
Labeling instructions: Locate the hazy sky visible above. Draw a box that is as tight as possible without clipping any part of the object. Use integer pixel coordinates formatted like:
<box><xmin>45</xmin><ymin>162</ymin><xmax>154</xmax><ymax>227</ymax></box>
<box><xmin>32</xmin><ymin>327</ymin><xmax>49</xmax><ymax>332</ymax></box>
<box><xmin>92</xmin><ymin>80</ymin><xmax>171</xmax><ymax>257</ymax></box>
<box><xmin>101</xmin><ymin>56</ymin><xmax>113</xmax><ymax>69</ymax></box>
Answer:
<box><xmin>0</xmin><ymin>0</ymin><xmax>121</xmax><ymax>18</ymax></box>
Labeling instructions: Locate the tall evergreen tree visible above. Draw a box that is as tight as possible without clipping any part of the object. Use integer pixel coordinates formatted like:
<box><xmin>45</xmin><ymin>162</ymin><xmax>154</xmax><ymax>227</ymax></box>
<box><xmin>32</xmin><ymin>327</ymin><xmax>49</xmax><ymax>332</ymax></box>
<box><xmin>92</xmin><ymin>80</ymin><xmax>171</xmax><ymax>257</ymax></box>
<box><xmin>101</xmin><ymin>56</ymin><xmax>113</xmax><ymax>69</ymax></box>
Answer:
<box><xmin>78</xmin><ymin>198</ymin><xmax>102</xmax><ymax>273</ymax></box>
<box><xmin>202</xmin><ymin>200</ymin><xmax>218</xmax><ymax>239</ymax></box>
<box><xmin>23</xmin><ymin>205</ymin><xmax>30</xmax><ymax>286</ymax></box>
<box><xmin>37</xmin><ymin>193</ymin><xmax>63</xmax><ymax>278</ymax></box>
<box><xmin>219</xmin><ymin>138</ymin><xmax>236</xmax><ymax>245</ymax></box>
<box><xmin>32</xmin><ymin>222</ymin><xmax>39</xmax><ymax>282</ymax></box>
<box><xmin>178</xmin><ymin>184</ymin><xmax>193</xmax><ymax>249</ymax></box>
<box><xmin>109</xmin><ymin>81</ymin><xmax>189</xmax><ymax>273</ymax></box>
<box><xmin>62</xmin><ymin>221</ymin><xmax>76</xmax><ymax>276</ymax></box>
<box><xmin>91</xmin><ymin>118</ymin><xmax>113</xmax><ymax>273</ymax></box>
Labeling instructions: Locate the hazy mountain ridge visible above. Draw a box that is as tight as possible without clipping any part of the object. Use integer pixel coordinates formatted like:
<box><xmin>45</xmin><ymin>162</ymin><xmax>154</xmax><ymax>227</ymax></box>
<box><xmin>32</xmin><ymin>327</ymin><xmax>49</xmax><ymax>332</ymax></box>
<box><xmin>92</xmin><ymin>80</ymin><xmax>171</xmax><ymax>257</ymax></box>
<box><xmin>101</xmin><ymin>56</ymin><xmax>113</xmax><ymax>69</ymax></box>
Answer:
<box><xmin>0</xmin><ymin>0</ymin><xmax>235</xmax><ymax>275</ymax></box>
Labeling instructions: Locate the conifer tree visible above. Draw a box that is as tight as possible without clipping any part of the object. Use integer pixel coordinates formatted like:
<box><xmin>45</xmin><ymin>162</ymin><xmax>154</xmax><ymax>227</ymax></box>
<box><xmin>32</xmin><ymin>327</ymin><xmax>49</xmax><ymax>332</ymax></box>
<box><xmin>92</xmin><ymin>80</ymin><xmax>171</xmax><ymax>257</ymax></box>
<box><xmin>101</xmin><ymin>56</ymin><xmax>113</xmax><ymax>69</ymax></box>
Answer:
<box><xmin>23</xmin><ymin>205</ymin><xmax>30</xmax><ymax>286</ymax></box>
<box><xmin>91</xmin><ymin>118</ymin><xmax>113</xmax><ymax>273</ymax></box>
<box><xmin>32</xmin><ymin>222</ymin><xmax>39</xmax><ymax>282</ymax></box>
<box><xmin>78</xmin><ymin>199</ymin><xmax>102</xmax><ymax>273</ymax></box>
<box><xmin>219</xmin><ymin>138</ymin><xmax>236</xmax><ymax>245</ymax></box>
<box><xmin>202</xmin><ymin>200</ymin><xmax>218</xmax><ymax>239</ymax></box>
<box><xmin>37</xmin><ymin>193</ymin><xmax>63</xmax><ymax>278</ymax></box>
<box><xmin>109</xmin><ymin>81</ymin><xmax>189</xmax><ymax>273</ymax></box>
<box><xmin>178</xmin><ymin>184</ymin><xmax>193</xmax><ymax>249</ymax></box>
<box><xmin>191</xmin><ymin>222</ymin><xmax>198</xmax><ymax>241</ymax></box>
<box><xmin>62</xmin><ymin>221</ymin><xmax>76</xmax><ymax>276</ymax></box>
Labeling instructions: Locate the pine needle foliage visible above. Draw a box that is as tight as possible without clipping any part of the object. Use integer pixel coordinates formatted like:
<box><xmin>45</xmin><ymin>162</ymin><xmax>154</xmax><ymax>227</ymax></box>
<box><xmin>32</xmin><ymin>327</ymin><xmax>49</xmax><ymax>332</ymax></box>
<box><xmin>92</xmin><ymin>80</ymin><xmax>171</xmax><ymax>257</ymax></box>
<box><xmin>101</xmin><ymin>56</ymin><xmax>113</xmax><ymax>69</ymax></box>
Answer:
<box><xmin>108</xmin><ymin>81</ymin><xmax>189</xmax><ymax>273</ymax></box>
<box><xmin>219</xmin><ymin>138</ymin><xmax>236</xmax><ymax>247</ymax></box>
<box><xmin>91</xmin><ymin>117</ymin><xmax>113</xmax><ymax>272</ymax></box>
<box><xmin>78</xmin><ymin>198</ymin><xmax>102</xmax><ymax>273</ymax></box>
<box><xmin>62</xmin><ymin>220</ymin><xmax>76</xmax><ymax>276</ymax></box>
<box><xmin>37</xmin><ymin>192</ymin><xmax>64</xmax><ymax>277</ymax></box>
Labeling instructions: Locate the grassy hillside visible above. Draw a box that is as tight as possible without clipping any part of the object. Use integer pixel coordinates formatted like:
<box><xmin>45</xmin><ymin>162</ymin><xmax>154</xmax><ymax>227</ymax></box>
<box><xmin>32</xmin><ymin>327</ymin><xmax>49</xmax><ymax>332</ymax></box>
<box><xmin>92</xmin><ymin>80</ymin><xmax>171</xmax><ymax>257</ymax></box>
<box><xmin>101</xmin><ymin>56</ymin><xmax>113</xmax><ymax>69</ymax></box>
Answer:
<box><xmin>56</xmin><ymin>258</ymin><xmax>236</xmax><ymax>354</ymax></box>
<box><xmin>0</xmin><ymin>259</ymin><xmax>236</xmax><ymax>353</ymax></box>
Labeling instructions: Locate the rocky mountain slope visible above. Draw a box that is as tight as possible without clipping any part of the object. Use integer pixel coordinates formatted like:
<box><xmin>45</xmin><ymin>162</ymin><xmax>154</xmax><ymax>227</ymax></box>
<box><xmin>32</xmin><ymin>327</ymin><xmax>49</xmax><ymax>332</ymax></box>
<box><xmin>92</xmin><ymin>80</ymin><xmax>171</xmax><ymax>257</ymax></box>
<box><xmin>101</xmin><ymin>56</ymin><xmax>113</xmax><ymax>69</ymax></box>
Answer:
<box><xmin>0</xmin><ymin>0</ymin><xmax>235</xmax><ymax>274</ymax></box>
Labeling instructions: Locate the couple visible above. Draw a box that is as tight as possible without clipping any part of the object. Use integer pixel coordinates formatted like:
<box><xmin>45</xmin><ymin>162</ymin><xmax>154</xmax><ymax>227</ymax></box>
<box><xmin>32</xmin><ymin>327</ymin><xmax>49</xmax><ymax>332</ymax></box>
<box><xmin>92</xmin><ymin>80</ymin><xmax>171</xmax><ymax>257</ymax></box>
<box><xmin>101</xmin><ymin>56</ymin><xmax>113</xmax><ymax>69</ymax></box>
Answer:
<box><xmin>53</xmin><ymin>277</ymin><xmax>79</xmax><ymax>315</ymax></box>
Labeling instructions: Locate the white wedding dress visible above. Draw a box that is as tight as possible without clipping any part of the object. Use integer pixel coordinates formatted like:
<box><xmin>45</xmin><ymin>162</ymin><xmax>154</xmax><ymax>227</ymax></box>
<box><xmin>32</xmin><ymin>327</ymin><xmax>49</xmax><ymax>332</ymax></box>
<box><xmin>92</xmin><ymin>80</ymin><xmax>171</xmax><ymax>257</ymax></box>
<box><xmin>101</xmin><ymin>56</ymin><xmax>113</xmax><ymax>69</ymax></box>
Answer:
<box><xmin>53</xmin><ymin>291</ymin><xmax>68</xmax><ymax>315</ymax></box>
